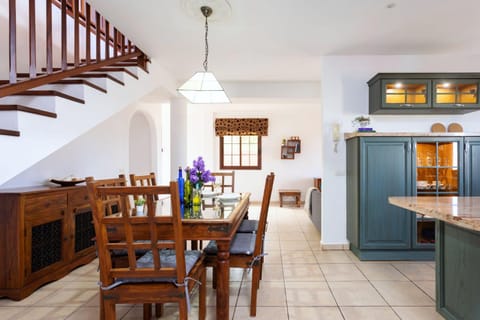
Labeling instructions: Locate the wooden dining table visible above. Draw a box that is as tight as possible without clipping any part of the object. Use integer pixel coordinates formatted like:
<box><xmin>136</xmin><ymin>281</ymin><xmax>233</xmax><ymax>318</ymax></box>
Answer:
<box><xmin>111</xmin><ymin>192</ymin><xmax>251</xmax><ymax>320</ymax></box>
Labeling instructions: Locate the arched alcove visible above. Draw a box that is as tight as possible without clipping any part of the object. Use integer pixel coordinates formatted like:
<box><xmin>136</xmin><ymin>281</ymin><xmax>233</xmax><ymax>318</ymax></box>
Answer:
<box><xmin>129</xmin><ymin>111</ymin><xmax>157</xmax><ymax>175</ymax></box>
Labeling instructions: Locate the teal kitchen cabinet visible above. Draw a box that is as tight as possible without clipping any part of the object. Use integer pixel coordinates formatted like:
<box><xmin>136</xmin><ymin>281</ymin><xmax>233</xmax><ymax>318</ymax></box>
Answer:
<box><xmin>347</xmin><ymin>136</ymin><xmax>434</xmax><ymax>260</ymax></box>
<box><xmin>464</xmin><ymin>137</ymin><xmax>480</xmax><ymax>196</ymax></box>
<box><xmin>368</xmin><ymin>73</ymin><xmax>480</xmax><ymax>114</ymax></box>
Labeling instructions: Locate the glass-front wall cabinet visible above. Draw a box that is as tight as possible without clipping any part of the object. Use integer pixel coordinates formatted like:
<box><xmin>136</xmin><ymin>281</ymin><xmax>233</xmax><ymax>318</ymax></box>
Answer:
<box><xmin>434</xmin><ymin>80</ymin><xmax>479</xmax><ymax>108</ymax></box>
<box><xmin>414</xmin><ymin>139</ymin><xmax>462</xmax><ymax>247</ymax></box>
<box><xmin>382</xmin><ymin>79</ymin><xmax>430</xmax><ymax>109</ymax></box>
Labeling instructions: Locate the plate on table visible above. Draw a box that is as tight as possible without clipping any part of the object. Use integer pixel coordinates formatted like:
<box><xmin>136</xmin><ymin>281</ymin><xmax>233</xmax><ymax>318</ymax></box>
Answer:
<box><xmin>50</xmin><ymin>178</ymin><xmax>85</xmax><ymax>187</ymax></box>
<box><xmin>216</xmin><ymin>193</ymin><xmax>241</xmax><ymax>203</ymax></box>
<box><xmin>201</xmin><ymin>190</ymin><xmax>220</xmax><ymax>198</ymax></box>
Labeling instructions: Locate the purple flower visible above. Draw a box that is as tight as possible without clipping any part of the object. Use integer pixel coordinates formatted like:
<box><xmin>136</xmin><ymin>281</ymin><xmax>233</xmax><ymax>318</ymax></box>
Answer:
<box><xmin>187</xmin><ymin>156</ymin><xmax>214</xmax><ymax>185</ymax></box>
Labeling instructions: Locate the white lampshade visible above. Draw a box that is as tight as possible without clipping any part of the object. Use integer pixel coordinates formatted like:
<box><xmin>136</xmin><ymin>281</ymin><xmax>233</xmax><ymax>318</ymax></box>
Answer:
<box><xmin>177</xmin><ymin>71</ymin><xmax>230</xmax><ymax>104</ymax></box>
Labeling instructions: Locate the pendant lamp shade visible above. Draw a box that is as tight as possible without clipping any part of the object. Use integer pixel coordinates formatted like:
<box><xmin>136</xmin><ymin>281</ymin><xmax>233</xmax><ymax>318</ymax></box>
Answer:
<box><xmin>177</xmin><ymin>71</ymin><xmax>230</xmax><ymax>103</ymax></box>
<box><xmin>177</xmin><ymin>5</ymin><xmax>230</xmax><ymax>104</ymax></box>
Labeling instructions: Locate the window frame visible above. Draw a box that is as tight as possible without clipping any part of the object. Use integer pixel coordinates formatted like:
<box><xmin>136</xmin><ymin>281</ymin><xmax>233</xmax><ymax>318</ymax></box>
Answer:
<box><xmin>219</xmin><ymin>135</ymin><xmax>262</xmax><ymax>170</ymax></box>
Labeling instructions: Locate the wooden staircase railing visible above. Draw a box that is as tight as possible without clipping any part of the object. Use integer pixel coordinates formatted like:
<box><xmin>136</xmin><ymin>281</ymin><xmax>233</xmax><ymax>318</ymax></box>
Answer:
<box><xmin>0</xmin><ymin>0</ymin><xmax>149</xmax><ymax>99</ymax></box>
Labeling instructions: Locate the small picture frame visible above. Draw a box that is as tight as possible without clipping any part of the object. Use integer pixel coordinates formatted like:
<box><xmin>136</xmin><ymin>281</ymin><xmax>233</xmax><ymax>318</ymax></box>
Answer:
<box><xmin>287</xmin><ymin>139</ymin><xmax>301</xmax><ymax>153</ymax></box>
<box><xmin>281</xmin><ymin>146</ymin><xmax>295</xmax><ymax>159</ymax></box>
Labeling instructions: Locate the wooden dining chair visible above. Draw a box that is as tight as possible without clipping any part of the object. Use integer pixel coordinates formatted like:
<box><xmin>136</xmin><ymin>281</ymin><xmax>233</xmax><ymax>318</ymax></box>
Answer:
<box><xmin>203</xmin><ymin>172</ymin><xmax>274</xmax><ymax>317</ymax></box>
<box><xmin>86</xmin><ymin>181</ymin><xmax>206</xmax><ymax>320</ymax></box>
<box><xmin>128</xmin><ymin>172</ymin><xmax>158</xmax><ymax>201</ymax></box>
<box><xmin>202</xmin><ymin>171</ymin><xmax>235</xmax><ymax>209</ymax></box>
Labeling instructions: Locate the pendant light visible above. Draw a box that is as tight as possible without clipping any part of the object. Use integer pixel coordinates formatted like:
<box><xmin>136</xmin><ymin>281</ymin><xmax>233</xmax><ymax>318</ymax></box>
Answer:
<box><xmin>177</xmin><ymin>6</ymin><xmax>230</xmax><ymax>104</ymax></box>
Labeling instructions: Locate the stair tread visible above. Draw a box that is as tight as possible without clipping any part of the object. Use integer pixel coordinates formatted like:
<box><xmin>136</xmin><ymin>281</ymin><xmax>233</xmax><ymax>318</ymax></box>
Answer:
<box><xmin>12</xmin><ymin>90</ymin><xmax>85</xmax><ymax>104</ymax></box>
<box><xmin>0</xmin><ymin>129</ymin><xmax>20</xmax><ymax>137</ymax></box>
<box><xmin>0</xmin><ymin>104</ymin><xmax>57</xmax><ymax>118</ymax></box>
<box><xmin>52</xmin><ymin>79</ymin><xmax>107</xmax><ymax>93</ymax></box>
<box><xmin>44</xmin><ymin>66</ymin><xmax>137</xmax><ymax>80</ymax></box>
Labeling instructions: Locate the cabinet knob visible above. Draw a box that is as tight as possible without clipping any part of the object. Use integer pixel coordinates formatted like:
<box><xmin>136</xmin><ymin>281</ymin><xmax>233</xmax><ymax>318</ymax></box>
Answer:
<box><xmin>454</xmin><ymin>103</ymin><xmax>465</xmax><ymax>107</ymax></box>
<box><xmin>400</xmin><ymin>103</ymin><xmax>413</xmax><ymax>107</ymax></box>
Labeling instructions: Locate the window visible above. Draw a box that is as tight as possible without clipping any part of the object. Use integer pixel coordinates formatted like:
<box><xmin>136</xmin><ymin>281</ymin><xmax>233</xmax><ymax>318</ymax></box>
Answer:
<box><xmin>220</xmin><ymin>135</ymin><xmax>262</xmax><ymax>170</ymax></box>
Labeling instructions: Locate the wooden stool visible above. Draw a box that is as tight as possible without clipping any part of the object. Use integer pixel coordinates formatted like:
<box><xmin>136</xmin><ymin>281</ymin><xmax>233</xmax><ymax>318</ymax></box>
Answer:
<box><xmin>278</xmin><ymin>189</ymin><xmax>301</xmax><ymax>207</ymax></box>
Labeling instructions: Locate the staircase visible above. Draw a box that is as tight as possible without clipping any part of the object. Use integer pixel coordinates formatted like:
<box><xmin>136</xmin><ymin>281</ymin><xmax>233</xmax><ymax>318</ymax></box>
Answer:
<box><xmin>0</xmin><ymin>0</ymin><xmax>154</xmax><ymax>185</ymax></box>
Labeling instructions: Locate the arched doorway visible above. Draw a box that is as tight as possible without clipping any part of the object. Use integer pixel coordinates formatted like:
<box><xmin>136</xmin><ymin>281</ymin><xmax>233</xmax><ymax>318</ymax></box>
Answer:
<box><xmin>129</xmin><ymin>112</ymin><xmax>156</xmax><ymax>175</ymax></box>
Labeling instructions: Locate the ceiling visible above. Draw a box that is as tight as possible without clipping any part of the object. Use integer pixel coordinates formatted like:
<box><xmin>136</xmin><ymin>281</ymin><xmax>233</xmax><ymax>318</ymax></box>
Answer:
<box><xmin>89</xmin><ymin>0</ymin><xmax>480</xmax><ymax>84</ymax></box>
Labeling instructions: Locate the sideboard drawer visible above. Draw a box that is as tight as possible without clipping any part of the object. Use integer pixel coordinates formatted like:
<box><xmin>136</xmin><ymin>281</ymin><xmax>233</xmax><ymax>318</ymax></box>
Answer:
<box><xmin>25</xmin><ymin>193</ymin><xmax>67</xmax><ymax>214</ymax></box>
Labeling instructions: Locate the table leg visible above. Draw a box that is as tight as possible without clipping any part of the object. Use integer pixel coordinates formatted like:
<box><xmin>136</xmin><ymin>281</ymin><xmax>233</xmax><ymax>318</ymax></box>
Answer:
<box><xmin>216</xmin><ymin>240</ymin><xmax>230</xmax><ymax>320</ymax></box>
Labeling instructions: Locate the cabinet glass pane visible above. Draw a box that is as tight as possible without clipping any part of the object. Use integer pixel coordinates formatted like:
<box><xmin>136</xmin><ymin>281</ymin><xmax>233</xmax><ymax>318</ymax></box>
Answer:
<box><xmin>385</xmin><ymin>83</ymin><xmax>427</xmax><ymax>104</ymax></box>
<box><xmin>435</xmin><ymin>82</ymin><xmax>478</xmax><ymax>105</ymax></box>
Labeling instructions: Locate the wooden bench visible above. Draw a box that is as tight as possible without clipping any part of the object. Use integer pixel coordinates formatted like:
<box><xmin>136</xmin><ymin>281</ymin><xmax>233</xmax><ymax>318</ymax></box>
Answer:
<box><xmin>279</xmin><ymin>189</ymin><xmax>301</xmax><ymax>207</ymax></box>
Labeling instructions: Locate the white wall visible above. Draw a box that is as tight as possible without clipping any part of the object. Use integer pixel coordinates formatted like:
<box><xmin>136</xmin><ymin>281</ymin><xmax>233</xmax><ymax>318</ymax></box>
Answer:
<box><xmin>320</xmin><ymin>54</ymin><xmax>480</xmax><ymax>247</ymax></box>
<box><xmin>1</xmin><ymin>98</ymin><xmax>169</xmax><ymax>188</ymax></box>
<box><xmin>184</xmin><ymin>100</ymin><xmax>322</xmax><ymax>203</ymax></box>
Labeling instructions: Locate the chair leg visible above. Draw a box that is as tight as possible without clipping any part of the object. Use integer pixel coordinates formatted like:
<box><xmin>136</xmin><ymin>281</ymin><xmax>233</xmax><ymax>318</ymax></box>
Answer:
<box><xmin>104</xmin><ymin>300</ymin><xmax>116</xmax><ymax>320</ymax></box>
<box><xmin>155</xmin><ymin>303</ymin><xmax>164</xmax><ymax>317</ymax></box>
<box><xmin>143</xmin><ymin>303</ymin><xmax>152</xmax><ymax>320</ymax></box>
<box><xmin>212</xmin><ymin>266</ymin><xmax>217</xmax><ymax>289</ymax></box>
<box><xmin>250</xmin><ymin>265</ymin><xmax>261</xmax><ymax>317</ymax></box>
<box><xmin>178</xmin><ymin>299</ymin><xmax>188</xmax><ymax>320</ymax></box>
<box><xmin>199</xmin><ymin>268</ymin><xmax>207</xmax><ymax>320</ymax></box>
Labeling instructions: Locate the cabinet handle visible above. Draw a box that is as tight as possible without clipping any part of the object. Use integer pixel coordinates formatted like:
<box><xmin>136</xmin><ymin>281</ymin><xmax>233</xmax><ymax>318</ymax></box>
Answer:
<box><xmin>400</xmin><ymin>103</ymin><xmax>413</xmax><ymax>107</ymax></box>
<box><xmin>454</xmin><ymin>103</ymin><xmax>465</xmax><ymax>107</ymax></box>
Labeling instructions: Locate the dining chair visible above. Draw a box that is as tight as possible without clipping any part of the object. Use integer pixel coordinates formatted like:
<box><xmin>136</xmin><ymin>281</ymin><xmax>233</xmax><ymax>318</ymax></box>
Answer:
<box><xmin>202</xmin><ymin>171</ymin><xmax>235</xmax><ymax>209</ymax></box>
<box><xmin>86</xmin><ymin>181</ymin><xmax>206</xmax><ymax>320</ymax></box>
<box><xmin>128</xmin><ymin>172</ymin><xmax>158</xmax><ymax>201</ymax></box>
<box><xmin>203</xmin><ymin>172</ymin><xmax>274</xmax><ymax>317</ymax></box>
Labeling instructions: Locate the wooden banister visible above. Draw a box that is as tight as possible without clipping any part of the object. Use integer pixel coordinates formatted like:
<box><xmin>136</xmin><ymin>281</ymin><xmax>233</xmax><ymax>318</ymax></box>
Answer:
<box><xmin>1</xmin><ymin>0</ymin><xmax>149</xmax><ymax>98</ymax></box>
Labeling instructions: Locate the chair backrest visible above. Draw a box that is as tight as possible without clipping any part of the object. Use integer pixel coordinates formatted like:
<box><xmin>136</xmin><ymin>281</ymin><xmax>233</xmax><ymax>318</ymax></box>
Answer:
<box><xmin>129</xmin><ymin>172</ymin><xmax>158</xmax><ymax>200</ymax></box>
<box><xmin>253</xmin><ymin>172</ymin><xmax>275</xmax><ymax>256</ymax></box>
<box><xmin>85</xmin><ymin>175</ymin><xmax>129</xmax><ymax>215</ymax></box>
<box><xmin>205</xmin><ymin>171</ymin><xmax>235</xmax><ymax>193</ymax></box>
<box><xmin>86</xmin><ymin>181</ymin><xmax>187</xmax><ymax>287</ymax></box>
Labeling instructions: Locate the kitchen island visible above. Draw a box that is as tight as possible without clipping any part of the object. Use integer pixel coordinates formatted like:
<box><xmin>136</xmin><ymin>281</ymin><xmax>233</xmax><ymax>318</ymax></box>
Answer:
<box><xmin>389</xmin><ymin>196</ymin><xmax>480</xmax><ymax>320</ymax></box>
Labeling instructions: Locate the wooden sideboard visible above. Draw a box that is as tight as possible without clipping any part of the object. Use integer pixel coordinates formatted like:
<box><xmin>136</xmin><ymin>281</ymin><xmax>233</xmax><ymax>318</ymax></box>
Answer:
<box><xmin>0</xmin><ymin>185</ymin><xmax>96</xmax><ymax>300</ymax></box>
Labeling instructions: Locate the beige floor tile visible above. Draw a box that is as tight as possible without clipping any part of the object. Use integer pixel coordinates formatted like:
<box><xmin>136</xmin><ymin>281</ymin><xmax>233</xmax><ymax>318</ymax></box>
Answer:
<box><xmin>413</xmin><ymin>280</ymin><xmax>436</xmax><ymax>300</ymax></box>
<box><xmin>288</xmin><ymin>306</ymin><xmax>344</xmax><ymax>319</ymax></box>
<box><xmin>356</xmin><ymin>263</ymin><xmax>409</xmax><ymax>281</ymax></box>
<box><xmin>393</xmin><ymin>306</ymin><xmax>444</xmax><ymax>319</ymax></box>
<box><xmin>321</xmin><ymin>263</ymin><xmax>367</xmax><ymax>281</ymax></box>
<box><xmin>264</xmin><ymin>250</ymin><xmax>282</xmax><ymax>265</ymax></box>
<box><xmin>314</xmin><ymin>250</ymin><xmax>353</xmax><ymax>263</ymax></box>
<box><xmin>282</xmin><ymin>250</ymin><xmax>318</xmax><ymax>264</ymax></box>
<box><xmin>283</xmin><ymin>264</ymin><xmax>325</xmax><ymax>281</ymax></box>
<box><xmin>237</xmin><ymin>281</ymin><xmax>286</xmax><ymax>307</ymax></box>
<box><xmin>258</xmin><ymin>264</ymin><xmax>284</xmax><ymax>281</ymax></box>
<box><xmin>392</xmin><ymin>263</ymin><xmax>435</xmax><ymax>281</ymax></box>
<box><xmin>0</xmin><ymin>307</ymin><xmax>23</xmax><ymax>320</ymax></box>
<box><xmin>11</xmin><ymin>306</ymin><xmax>77</xmax><ymax>320</ymax></box>
<box><xmin>66</xmin><ymin>305</ymin><xmax>130</xmax><ymax>319</ymax></box>
<box><xmin>205</xmin><ymin>281</ymin><xmax>241</xmax><ymax>307</ymax></box>
<box><xmin>280</xmin><ymin>240</ymin><xmax>312</xmax><ymax>251</ymax></box>
<box><xmin>0</xmin><ymin>287</ymin><xmax>58</xmax><ymax>307</ymax></box>
<box><xmin>35</xmin><ymin>288</ymin><xmax>98</xmax><ymax>307</ymax></box>
<box><xmin>264</xmin><ymin>240</ymin><xmax>281</xmax><ymax>251</ymax></box>
<box><xmin>307</xmin><ymin>239</ymin><xmax>322</xmax><ymax>250</ymax></box>
<box><xmin>329</xmin><ymin>281</ymin><xmax>387</xmax><ymax>306</ymax></box>
<box><xmin>285</xmin><ymin>281</ymin><xmax>336</xmax><ymax>306</ymax></box>
<box><xmin>341</xmin><ymin>306</ymin><xmax>400</xmax><ymax>319</ymax></box>
<box><xmin>233</xmin><ymin>306</ymin><xmax>288</xmax><ymax>320</ymax></box>
<box><xmin>371</xmin><ymin>281</ymin><xmax>435</xmax><ymax>306</ymax></box>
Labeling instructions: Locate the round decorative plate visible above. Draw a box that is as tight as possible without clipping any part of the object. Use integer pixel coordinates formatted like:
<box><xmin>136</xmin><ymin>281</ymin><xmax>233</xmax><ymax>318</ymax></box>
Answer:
<box><xmin>50</xmin><ymin>178</ymin><xmax>86</xmax><ymax>187</ymax></box>
<box><xmin>430</xmin><ymin>123</ymin><xmax>446</xmax><ymax>133</ymax></box>
<box><xmin>447</xmin><ymin>123</ymin><xmax>463</xmax><ymax>132</ymax></box>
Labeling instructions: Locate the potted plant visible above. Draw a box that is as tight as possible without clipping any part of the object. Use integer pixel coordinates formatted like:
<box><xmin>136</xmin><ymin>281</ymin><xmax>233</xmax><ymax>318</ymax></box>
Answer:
<box><xmin>134</xmin><ymin>196</ymin><xmax>146</xmax><ymax>216</ymax></box>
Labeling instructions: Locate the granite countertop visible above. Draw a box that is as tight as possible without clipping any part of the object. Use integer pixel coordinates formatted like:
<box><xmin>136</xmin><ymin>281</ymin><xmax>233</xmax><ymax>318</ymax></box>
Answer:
<box><xmin>389</xmin><ymin>196</ymin><xmax>480</xmax><ymax>232</ymax></box>
<box><xmin>344</xmin><ymin>132</ymin><xmax>480</xmax><ymax>140</ymax></box>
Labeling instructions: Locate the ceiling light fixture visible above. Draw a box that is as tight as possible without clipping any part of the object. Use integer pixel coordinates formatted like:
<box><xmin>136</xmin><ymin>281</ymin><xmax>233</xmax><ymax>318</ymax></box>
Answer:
<box><xmin>177</xmin><ymin>6</ymin><xmax>230</xmax><ymax>104</ymax></box>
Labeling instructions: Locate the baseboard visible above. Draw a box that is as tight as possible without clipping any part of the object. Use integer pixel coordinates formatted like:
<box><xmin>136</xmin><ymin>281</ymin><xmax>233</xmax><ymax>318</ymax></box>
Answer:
<box><xmin>320</xmin><ymin>242</ymin><xmax>349</xmax><ymax>250</ymax></box>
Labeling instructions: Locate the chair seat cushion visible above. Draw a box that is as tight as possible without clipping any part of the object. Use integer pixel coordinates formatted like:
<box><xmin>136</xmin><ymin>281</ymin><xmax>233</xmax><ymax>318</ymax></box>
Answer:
<box><xmin>136</xmin><ymin>249</ymin><xmax>202</xmax><ymax>274</ymax></box>
<box><xmin>204</xmin><ymin>233</ymin><xmax>256</xmax><ymax>256</ymax></box>
<box><xmin>236</xmin><ymin>219</ymin><xmax>259</xmax><ymax>233</ymax></box>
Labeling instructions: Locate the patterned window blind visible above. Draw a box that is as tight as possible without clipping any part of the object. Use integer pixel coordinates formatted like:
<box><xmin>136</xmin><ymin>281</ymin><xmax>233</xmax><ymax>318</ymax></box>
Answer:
<box><xmin>215</xmin><ymin>118</ymin><xmax>268</xmax><ymax>136</ymax></box>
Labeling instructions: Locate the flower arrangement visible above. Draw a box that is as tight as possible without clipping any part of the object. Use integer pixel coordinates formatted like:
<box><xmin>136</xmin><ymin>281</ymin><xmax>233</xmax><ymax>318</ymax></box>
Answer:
<box><xmin>188</xmin><ymin>156</ymin><xmax>216</xmax><ymax>187</ymax></box>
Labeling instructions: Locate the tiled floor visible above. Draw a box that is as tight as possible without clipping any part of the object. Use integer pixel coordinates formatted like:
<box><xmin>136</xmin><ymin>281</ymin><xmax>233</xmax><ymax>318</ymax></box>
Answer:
<box><xmin>0</xmin><ymin>205</ymin><xmax>444</xmax><ymax>319</ymax></box>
